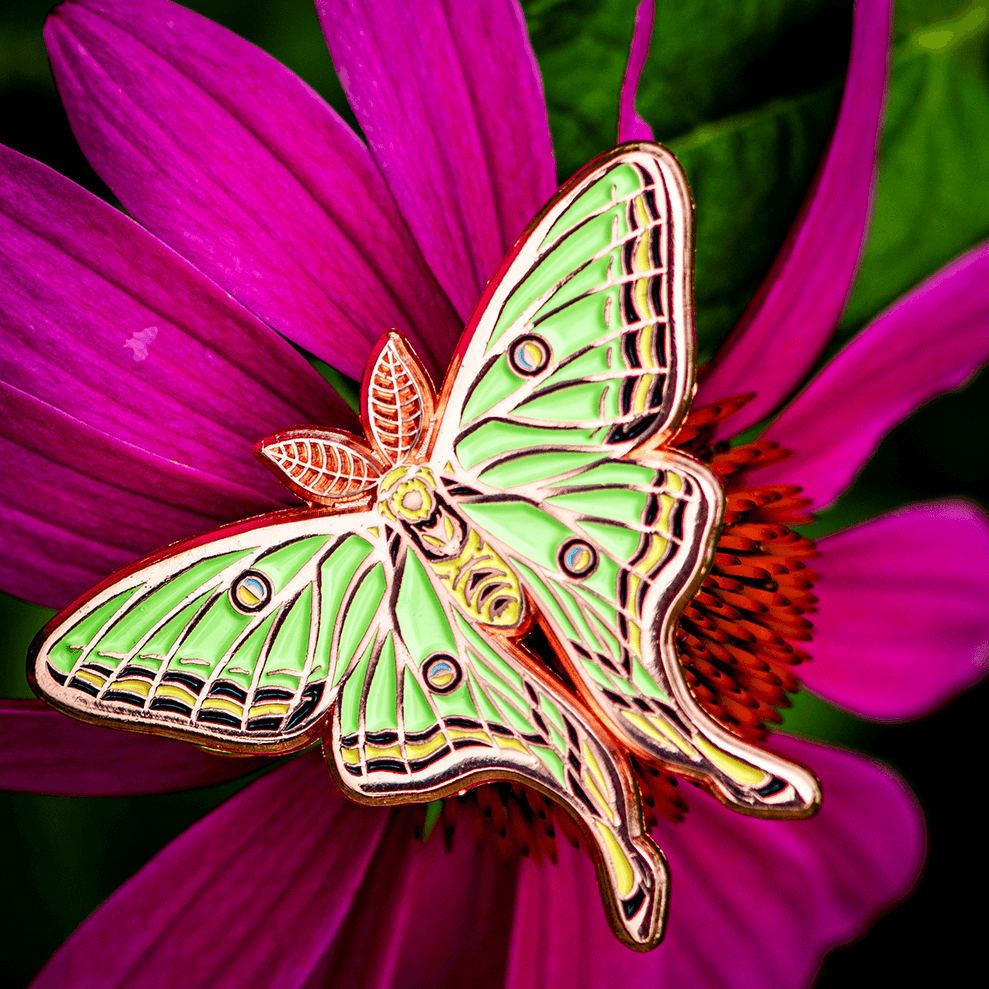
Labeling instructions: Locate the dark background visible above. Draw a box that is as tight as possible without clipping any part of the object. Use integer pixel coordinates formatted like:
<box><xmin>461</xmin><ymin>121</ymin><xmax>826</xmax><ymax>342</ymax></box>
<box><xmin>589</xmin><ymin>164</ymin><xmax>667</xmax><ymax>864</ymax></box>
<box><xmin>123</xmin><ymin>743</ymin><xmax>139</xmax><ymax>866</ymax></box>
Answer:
<box><xmin>1</xmin><ymin>0</ymin><xmax>986</xmax><ymax>985</ymax></box>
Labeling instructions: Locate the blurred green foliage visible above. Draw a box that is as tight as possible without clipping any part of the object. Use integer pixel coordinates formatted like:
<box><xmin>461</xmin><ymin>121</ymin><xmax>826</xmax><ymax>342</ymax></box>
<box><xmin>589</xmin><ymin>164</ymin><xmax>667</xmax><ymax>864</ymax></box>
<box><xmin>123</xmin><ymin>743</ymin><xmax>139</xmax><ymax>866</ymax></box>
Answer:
<box><xmin>0</xmin><ymin>1</ymin><xmax>986</xmax><ymax>986</ymax></box>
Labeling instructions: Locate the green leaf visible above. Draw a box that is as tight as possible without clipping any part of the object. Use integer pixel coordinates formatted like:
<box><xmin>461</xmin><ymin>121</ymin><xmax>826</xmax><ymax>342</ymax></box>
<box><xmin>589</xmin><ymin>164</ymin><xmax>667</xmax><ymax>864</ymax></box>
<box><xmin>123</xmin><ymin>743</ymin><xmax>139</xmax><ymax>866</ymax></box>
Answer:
<box><xmin>839</xmin><ymin>1</ymin><xmax>989</xmax><ymax>338</ymax></box>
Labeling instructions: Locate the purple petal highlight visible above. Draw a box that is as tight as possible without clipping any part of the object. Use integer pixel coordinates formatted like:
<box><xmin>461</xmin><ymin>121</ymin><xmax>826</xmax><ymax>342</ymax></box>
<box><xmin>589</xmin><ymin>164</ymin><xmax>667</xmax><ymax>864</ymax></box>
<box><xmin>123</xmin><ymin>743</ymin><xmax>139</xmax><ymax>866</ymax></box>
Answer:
<box><xmin>32</xmin><ymin>752</ymin><xmax>389</xmax><ymax>989</ymax></box>
<box><xmin>506</xmin><ymin>736</ymin><xmax>925</xmax><ymax>988</ymax></box>
<box><xmin>697</xmin><ymin>0</ymin><xmax>892</xmax><ymax>434</ymax></box>
<box><xmin>0</xmin><ymin>699</ymin><xmax>267</xmax><ymax>796</ymax></box>
<box><xmin>46</xmin><ymin>0</ymin><xmax>461</xmax><ymax>380</ymax></box>
<box><xmin>306</xmin><ymin>824</ymin><xmax>515</xmax><ymax>989</ymax></box>
<box><xmin>617</xmin><ymin>0</ymin><xmax>656</xmax><ymax>142</ymax></box>
<box><xmin>805</xmin><ymin>501</ymin><xmax>989</xmax><ymax>720</ymax></box>
<box><xmin>317</xmin><ymin>0</ymin><xmax>557</xmax><ymax>325</ymax></box>
<box><xmin>758</xmin><ymin>241</ymin><xmax>989</xmax><ymax>507</ymax></box>
<box><xmin>0</xmin><ymin>146</ymin><xmax>353</xmax><ymax>608</ymax></box>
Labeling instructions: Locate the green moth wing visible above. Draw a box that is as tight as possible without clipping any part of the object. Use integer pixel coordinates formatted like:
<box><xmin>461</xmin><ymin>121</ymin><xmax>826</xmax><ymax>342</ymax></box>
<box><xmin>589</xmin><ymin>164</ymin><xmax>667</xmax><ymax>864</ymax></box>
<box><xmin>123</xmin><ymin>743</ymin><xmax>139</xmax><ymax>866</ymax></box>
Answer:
<box><xmin>325</xmin><ymin>539</ymin><xmax>668</xmax><ymax>950</ymax></box>
<box><xmin>434</xmin><ymin>143</ymin><xmax>695</xmax><ymax>476</ymax></box>
<box><xmin>449</xmin><ymin>454</ymin><xmax>820</xmax><ymax>816</ymax></box>
<box><xmin>30</xmin><ymin>511</ymin><xmax>389</xmax><ymax>754</ymax></box>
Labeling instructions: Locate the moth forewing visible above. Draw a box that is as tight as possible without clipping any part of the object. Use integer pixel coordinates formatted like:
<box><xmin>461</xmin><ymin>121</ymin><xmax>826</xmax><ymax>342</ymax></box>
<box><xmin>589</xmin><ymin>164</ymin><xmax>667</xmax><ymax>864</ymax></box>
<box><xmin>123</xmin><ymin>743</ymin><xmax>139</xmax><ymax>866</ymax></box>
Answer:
<box><xmin>29</xmin><ymin>511</ymin><xmax>386</xmax><ymax>755</ymax></box>
<box><xmin>431</xmin><ymin>143</ymin><xmax>697</xmax><ymax>468</ymax></box>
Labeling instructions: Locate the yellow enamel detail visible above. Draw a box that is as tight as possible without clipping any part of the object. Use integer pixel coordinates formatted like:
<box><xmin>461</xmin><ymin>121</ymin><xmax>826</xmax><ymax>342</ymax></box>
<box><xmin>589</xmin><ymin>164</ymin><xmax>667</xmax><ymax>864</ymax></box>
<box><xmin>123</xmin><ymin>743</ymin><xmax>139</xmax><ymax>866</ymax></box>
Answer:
<box><xmin>199</xmin><ymin>697</ymin><xmax>242</xmax><ymax>715</ymax></box>
<box><xmin>429</xmin><ymin>528</ymin><xmax>522</xmax><ymax>628</ymax></box>
<box><xmin>695</xmin><ymin>738</ymin><xmax>766</xmax><ymax>786</ymax></box>
<box><xmin>156</xmin><ymin>684</ymin><xmax>195</xmax><ymax>704</ymax></box>
<box><xmin>110</xmin><ymin>677</ymin><xmax>152</xmax><ymax>698</ymax></box>
<box><xmin>594</xmin><ymin>821</ymin><xmax>635</xmax><ymax>897</ymax></box>
<box><xmin>365</xmin><ymin>743</ymin><xmax>403</xmax><ymax>760</ymax></box>
<box><xmin>447</xmin><ymin>727</ymin><xmax>492</xmax><ymax>744</ymax></box>
<box><xmin>495</xmin><ymin>736</ymin><xmax>528</xmax><ymax>754</ymax></box>
<box><xmin>73</xmin><ymin>669</ymin><xmax>105</xmax><ymax>689</ymax></box>
<box><xmin>248</xmin><ymin>702</ymin><xmax>290</xmax><ymax>717</ymax></box>
<box><xmin>620</xmin><ymin>708</ymin><xmax>697</xmax><ymax>757</ymax></box>
<box><xmin>341</xmin><ymin>747</ymin><xmax>361</xmax><ymax>765</ymax></box>
<box><xmin>405</xmin><ymin>735</ymin><xmax>449</xmax><ymax>760</ymax></box>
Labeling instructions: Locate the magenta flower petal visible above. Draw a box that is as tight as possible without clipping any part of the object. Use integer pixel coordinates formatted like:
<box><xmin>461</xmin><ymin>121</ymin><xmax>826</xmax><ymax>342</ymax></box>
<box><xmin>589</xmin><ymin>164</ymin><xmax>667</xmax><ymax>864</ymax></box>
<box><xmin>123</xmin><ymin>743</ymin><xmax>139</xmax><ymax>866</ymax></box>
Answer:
<box><xmin>32</xmin><ymin>751</ymin><xmax>389</xmax><ymax>989</ymax></box>
<box><xmin>757</xmin><ymin>241</ymin><xmax>989</xmax><ymax>508</ymax></box>
<box><xmin>0</xmin><ymin>146</ymin><xmax>354</xmax><ymax>606</ymax></box>
<box><xmin>45</xmin><ymin>0</ymin><xmax>461</xmax><ymax>379</ymax></box>
<box><xmin>317</xmin><ymin>825</ymin><xmax>516</xmax><ymax>989</ymax></box>
<box><xmin>802</xmin><ymin>501</ymin><xmax>989</xmax><ymax>720</ymax></box>
<box><xmin>617</xmin><ymin>0</ymin><xmax>657</xmax><ymax>143</ymax></box>
<box><xmin>317</xmin><ymin>0</ymin><xmax>556</xmax><ymax>324</ymax></box>
<box><xmin>0</xmin><ymin>699</ymin><xmax>267</xmax><ymax>796</ymax></box>
<box><xmin>506</xmin><ymin>735</ymin><xmax>924</xmax><ymax>988</ymax></box>
<box><xmin>696</xmin><ymin>0</ymin><xmax>892</xmax><ymax>434</ymax></box>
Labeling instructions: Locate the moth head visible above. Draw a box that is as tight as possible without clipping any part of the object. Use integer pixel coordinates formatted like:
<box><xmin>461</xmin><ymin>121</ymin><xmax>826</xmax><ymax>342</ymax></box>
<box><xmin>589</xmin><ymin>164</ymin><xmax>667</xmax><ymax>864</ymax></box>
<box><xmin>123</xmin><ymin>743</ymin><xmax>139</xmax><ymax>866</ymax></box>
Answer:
<box><xmin>377</xmin><ymin>465</ymin><xmax>437</xmax><ymax>523</ymax></box>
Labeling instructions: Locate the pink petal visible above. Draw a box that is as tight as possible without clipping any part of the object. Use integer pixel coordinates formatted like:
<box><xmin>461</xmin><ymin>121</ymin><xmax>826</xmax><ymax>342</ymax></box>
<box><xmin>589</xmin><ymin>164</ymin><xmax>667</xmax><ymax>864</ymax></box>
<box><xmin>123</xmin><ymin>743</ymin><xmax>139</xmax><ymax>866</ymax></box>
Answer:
<box><xmin>506</xmin><ymin>735</ymin><xmax>925</xmax><ymax>989</ymax></box>
<box><xmin>0</xmin><ymin>699</ymin><xmax>267</xmax><ymax>796</ymax></box>
<box><xmin>317</xmin><ymin>0</ymin><xmax>557</xmax><ymax>324</ymax></box>
<box><xmin>307</xmin><ymin>823</ymin><xmax>516</xmax><ymax>989</ymax></box>
<box><xmin>0</xmin><ymin>146</ymin><xmax>352</xmax><ymax>608</ymax></box>
<box><xmin>758</xmin><ymin>241</ymin><xmax>989</xmax><ymax>508</ymax></box>
<box><xmin>32</xmin><ymin>751</ymin><xmax>390</xmax><ymax>989</ymax></box>
<box><xmin>617</xmin><ymin>0</ymin><xmax>656</xmax><ymax>143</ymax></box>
<box><xmin>696</xmin><ymin>0</ymin><xmax>892</xmax><ymax>435</ymax></box>
<box><xmin>46</xmin><ymin>0</ymin><xmax>460</xmax><ymax>380</ymax></box>
<box><xmin>803</xmin><ymin>501</ymin><xmax>989</xmax><ymax>720</ymax></box>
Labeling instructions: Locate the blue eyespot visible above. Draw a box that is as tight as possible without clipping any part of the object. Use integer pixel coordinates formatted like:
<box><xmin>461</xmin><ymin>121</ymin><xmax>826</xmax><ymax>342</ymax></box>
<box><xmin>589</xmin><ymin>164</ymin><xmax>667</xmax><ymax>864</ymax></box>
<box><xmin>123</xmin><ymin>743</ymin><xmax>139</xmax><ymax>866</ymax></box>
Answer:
<box><xmin>509</xmin><ymin>335</ymin><xmax>550</xmax><ymax>376</ymax></box>
<box><xmin>559</xmin><ymin>539</ymin><xmax>597</xmax><ymax>578</ymax></box>
<box><xmin>231</xmin><ymin>570</ymin><xmax>272</xmax><ymax>613</ymax></box>
<box><xmin>423</xmin><ymin>653</ymin><xmax>463</xmax><ymax>693</ymax></box>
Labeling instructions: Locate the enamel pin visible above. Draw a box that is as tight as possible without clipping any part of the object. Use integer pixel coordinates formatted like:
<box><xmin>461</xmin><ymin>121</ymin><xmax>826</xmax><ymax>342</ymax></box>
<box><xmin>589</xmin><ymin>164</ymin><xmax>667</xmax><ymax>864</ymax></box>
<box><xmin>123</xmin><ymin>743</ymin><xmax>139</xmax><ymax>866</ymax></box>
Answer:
<box><xmin>30</xmin><ymin>143</ymin><xmax>820</xmax><ymax>950</ymax></box>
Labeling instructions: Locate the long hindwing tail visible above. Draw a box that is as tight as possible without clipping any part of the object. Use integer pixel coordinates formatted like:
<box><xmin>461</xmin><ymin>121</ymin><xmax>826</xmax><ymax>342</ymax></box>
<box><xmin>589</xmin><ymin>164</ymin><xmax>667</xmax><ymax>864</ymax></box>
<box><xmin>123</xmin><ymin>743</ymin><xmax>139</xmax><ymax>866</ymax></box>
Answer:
<box><xmin>325</xmin><ymin>541</ymin><xmax>668</xmax><ymax>950</ymax></box>
<box><xmin>448</xmin><ymin>456</ymin><xmax>821</xmax><ymax>817</ymax></box>
<box><xmin>434</xmin><ymin>144</ymin><xmax>694</xmax><ymax>473</ymax></box>
<box><xmin>30</xmin><ymin>513</ymin><xmax>390</xmax><ymax>754</ymax></box>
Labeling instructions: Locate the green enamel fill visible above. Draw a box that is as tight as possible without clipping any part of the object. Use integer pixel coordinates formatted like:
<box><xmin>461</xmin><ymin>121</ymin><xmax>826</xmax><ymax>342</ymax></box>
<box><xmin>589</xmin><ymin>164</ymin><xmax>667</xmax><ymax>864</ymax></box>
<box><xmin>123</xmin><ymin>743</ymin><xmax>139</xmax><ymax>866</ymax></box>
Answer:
<box><xmin>219</xmin><ymin>613</ymin><xmax>277</xmax><ymax>689</ymax></box>
<box><xmin>547</xmin><ymin>486</ymin><xmax>650</xmax><ymax>522</ymax></box>
<box><xmin>100</xmin><ymin>550</ymin><xmax>254</xmax><ymax>660</ymax></box>
<box><xmin>365</xmin><ymin>633</ymin><xmax>399</xmax><ymax>733</ymax></box>
<box><xmin>563</xmin><ymin>461</ymin><xmax>657</xmax><ymax>488</ymax></box>
<box><xmin>402</xmin><ymin>668</ymin><xmax>436</xmax><ymax>733</ymax></box>
<box><xmin>632</xmin><ymin>658</ymin><xmax>668</xmax><ymax>701</ymax></box>
<box><xmin>169</xmin><ymin>595</ymin><xmax>257</xmax><ymax>673</ymax></box>
<box><xmin>471</xmin><ymin>659</ymin><xmax>528</xmax><ymax>713</ymax></box>
<box><xmin>422</xmin><ymin>801</ymin><xmax>443</xmax><ymax>840</ymax></box>
<box><xmin>139</xmin><ymin>593</ymin><xmax>212</xmax><ymax>661</ymax></box>
<box><xmin>461</xmin><ymin>354</ymin><xmax>520</xmax><ymax>426</ymax></box>
<box><xmin>543</xmin><ymin>164</ymin><xmax>643</xmax><ymax>246</ymax></box>
<box><xmin>540</xmin><ymin>696</ymin><xmax>565</xmax><ymax>735</ymax></box>
<box><xmin>460</xmin><ymin>500</ymin><xmax>574</xmax><ymax>574</ymax></box>
<box><xmin>488</xmin><ymin>691</ymin><xmax>537</xmax><ymax>735</ymax></box>
<box><xmin>515</xmin><ymin>380</ymin><xmax>614</xmax><ymax>422</ymax></box>
<box><xmin>582</xmin><ymin>656</ymin><xmax>617</xmax><ymax>689</ymax></box>
<box><xmin>580</xmin><ymin>520</ymin><xmax>643</xmax><ymax>561</ymax></box>
<box><xmin>452</xmin><ymin>612</ymin><xmax>524</xmax><ymax>693</ymax></box>
<box><xmin>581</xmin><ymin>554</ymin><xmax>621</xmax><ymax>609</ymax></box>
<box><xmin>532</xmin><ymin>266</ymin><xmax>618</xmax><ymax>345</ymax></box>
<box><xmin>455</xmin><ymin>421</ymin><xmax>604</xmax><ymax>470</ymax></box>
<box><xmin>479</xmin><ymin>450</ymin><xmax>601</xmax><ymax>489</ymax></box>
<box><xmin>553</xmin><ymin>583</ymin><xmax>602</xmax><ymax>650</ymax></box>
<box><xmin>49</xmin><ymin>587</ymin><xmax>142</xmax><ymax>672</ymax></box>
<box><xmin>532</xmin><ymin>746</ymin><xmax>566</xmax><ymax>786</ymax></box>
<box><xmin>339</xmin><ymin>637</ymin><xmax>376</xmax><ymax>737</ymax></box>
<box><xmin>255</xmin><ymin>535</ymin><xmax>331</xmax><ymax>590</ymax></box>
<box><xmin>336</xmin><ymin>564</ymin><xmax>387</xmax><ymax>681</ymax></box>
<box><xmin>431</xmin><ymin>679</ymin><xmax>481</xmax><ymax>719</ymax></box>
<box><xmin>541</xmin><ymin>341</ymin><xmax>614</xmax><ymax>384</ymax></box>
<box><xmin>263</xmin><ymin>585</ymin><xmax>313</xmax><ymax>681</ymax></box>
<box><xmin>314</xmin><ymin>537</ymin><xmax>374</xmax><ymax>686</ymax></box>
<box><xmin>394</xmin><ymin>553</ymin><xmax>457</xmax><ymax>665</ymax></box>
<box><xmin>512</xmin><ymin>562</ymin><xmax>580</xmax><ymax>641</ymax></box>
<box><xmin>469</xmin><ymin>676</ymin><xmax>506</xmax><ymax>725</ymax></box>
